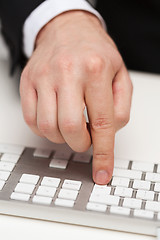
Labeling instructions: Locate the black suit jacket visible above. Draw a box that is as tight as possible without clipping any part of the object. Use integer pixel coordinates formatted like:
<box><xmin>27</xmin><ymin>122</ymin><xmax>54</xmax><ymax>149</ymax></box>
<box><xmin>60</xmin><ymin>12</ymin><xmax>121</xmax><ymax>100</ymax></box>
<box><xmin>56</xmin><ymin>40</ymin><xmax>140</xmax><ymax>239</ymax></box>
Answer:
<box><xmin>0</xmin><ymin>0</ymin><xmax>160</xmax><ymax>73</ymax></box>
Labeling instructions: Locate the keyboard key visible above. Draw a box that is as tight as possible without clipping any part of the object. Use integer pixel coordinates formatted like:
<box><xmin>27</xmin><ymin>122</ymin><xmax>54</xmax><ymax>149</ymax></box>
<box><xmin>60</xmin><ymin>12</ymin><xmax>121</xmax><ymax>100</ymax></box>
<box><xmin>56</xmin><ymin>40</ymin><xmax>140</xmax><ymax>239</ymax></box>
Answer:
<box><xmin>20</xmin><ymin>174</ymin><xmax>40</xmax><ymax>185</ymax></box>
<box><xmin>41</xmin><ymin>177</ymin><xmax>60</xmax><ymax>188</ymax></box>
<box><xmin>89</xmin><ymin>194</ymin><xmax>119</xmax><ymax>206</ymax></box>
<box><xmin>53</xmin><ymin>150</ymin><xmax>71</xmax><ymax>160</ymax></box>
<box><xmin>86</xmin><ymin>202</ymin><xmax>107</xmax><ymax>212</ymax></box>
<box><xmin>0</xmin><ymin>162</ymin><xmax>15</xmax><ymax>172</ymax></box>
<box><xmin>33</xmin><ymin>148</ymin><xmax>52</xmax><ymax>158</ymax></box>
<box><xmin>132</xmin><ymin>161</ymin><xmax>154</xmax><ymax>172</ymax></box>
<box><xmin>114</xmin><ymin>187</ymin><xmax>133</xmax><ymax>198</ymax></box>
<box><xmin>111</xmin><ymin>176</ymin><xmax>130</xmax><ymax>188</ymax></box>
<box><xmin>14</xmin><ymin>183</ymin><xmax>35</xmax><ymax>195</ymax></box>
<box><xmin>0</xmin><ymin>171</ymin><xmax>10</xmax><ymax>181</ymax></box>
<box><xmin>55</xmin><ymin>198</ymin><xmax>74</xmax><ymax>208</ymax></box>
<box><xmin>72</xmin><ymin>153</ymin><xmax>91</xmax><ymax>163</ymax></box>
<box><xmin>132</xmin><ymin>180</ymin><xmax>151</xmax><ymax>190</ymax></box>
<box><xmin>156</xmin><ymin>164</ymin><xmax>160</xmax><ymax>174</ymax></box>
<box><xmin>136</xmin><ymin>190</ymin><xmax>154</xmax><ymax>201</ymax></box>
<box><xmin>58</xmin><ymin>189</ymin><xmax>78</xmax><ymax>201</ymax></box>
<box><xmin>10</xmin><ymin>192</ymin><xmax>30</xmax><ymax>201</ymax></box>
<box><xmin>1</xmin><ymin>153</ymin><xmax>20</xmax><ymax>163</ymax></box>
<box><xmin>92</xmin><ymin>185</ymin><xmax>111</xmax><ymax>195</ymax></box>
<box><xmin>113</xmin><ymin>168</ymin><xmax>142</xmax><ymax>180</ymax></box>
<box><xmin>145</xmin><ymin>201</ymin><xmax>160</xmax><ymax>212</ymax></box>
<box><xmin>36</xmin><ymin>186</ymin><xmax>56</xmax><ymax>198</ymax></box>
<box><xmin>32</xmin><ymin>196</ymin><xmax>52</xmax><ymax>205</ymax></box>
<box><xmin>114</xmin><ymin>158</ymin><xmax>129</xmax><ymax>169</ymax></box>
<box><xmin>110</xmin><ymin>206</ymin><xmax>130</xmax><ymax>216</ymax></box>
<box><xmin>123</xmin><ymin>198</ymin><xmax>142</xmax><ymax>209</ymax></box>
<box><xmin>154</xmin><ymin>183</ymin><xmax>160</xmax><ymax>192</ymax></box>
<box><xmin>134</xmin><ymin>209</ymin><xmax>154</xmax><ymax>219</ymax></box>
<box><xmin>0</xmin><ymin>144</ymin><xmax>24</xmax><ymax>155</ymax></box>
<box><xmin>62</xmin><ymin>179</ymin><xmax>82</xmax><ymax>191</ymax></box>
<box><xmin>0</xmin><ymin>180</ymin><xmax>5</xmax><ymax>190</ymax></box>
<box><xmin>49</xmin><ymin>159</ymin><xmax>68</xmax><ymax>169</ymax></box>
<box><xmin>145</xmin><ymin>172</ymin><xmax>160</xmax><ymax>182</ymax></box>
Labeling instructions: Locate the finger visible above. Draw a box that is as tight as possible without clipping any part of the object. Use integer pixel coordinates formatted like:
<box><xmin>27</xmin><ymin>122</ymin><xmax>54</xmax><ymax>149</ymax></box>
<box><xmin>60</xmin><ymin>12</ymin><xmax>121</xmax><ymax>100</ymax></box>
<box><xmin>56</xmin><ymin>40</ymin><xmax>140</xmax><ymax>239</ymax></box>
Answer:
<box><xmin>58</xmin><ymin>83</ymin><xmax>91</xmax><ymax>152</ymax></box>
<box><xmin>112</xmin><ymin>64</ymin><xmax>133</xmax><ymax>131</ymax></box>
<box><xmin>85</xmin><ymin>73</ymin><xmax>115</xmax><ymax>185</ymax></box>
<box><xmin>20</xmin><ymin>82</ymin><xmax>43</xmax><ymax>137</ymax></box>
<box><xmin>36</xmin><ymin>84</ymin><xmax>65</xmax><ymax>143</ymax></box>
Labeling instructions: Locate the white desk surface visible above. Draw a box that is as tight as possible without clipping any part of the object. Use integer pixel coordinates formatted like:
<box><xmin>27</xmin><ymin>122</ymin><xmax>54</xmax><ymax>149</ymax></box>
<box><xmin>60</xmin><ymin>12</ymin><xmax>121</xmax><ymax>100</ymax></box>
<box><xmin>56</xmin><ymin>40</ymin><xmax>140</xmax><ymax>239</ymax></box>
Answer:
<box><xmin>0</xmin><ymin>59</ymin><xmax>160</xmax><ymax>240</ymax></box>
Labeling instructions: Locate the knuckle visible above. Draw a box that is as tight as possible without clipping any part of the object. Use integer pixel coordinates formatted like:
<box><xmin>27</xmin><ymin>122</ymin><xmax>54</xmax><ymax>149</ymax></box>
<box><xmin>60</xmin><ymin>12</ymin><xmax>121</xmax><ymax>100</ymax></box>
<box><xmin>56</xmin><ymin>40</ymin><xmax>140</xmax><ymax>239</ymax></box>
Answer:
<box><xmin>61</xmin><ymin>119</ymin><xmax>81</xmax><ymax>134</ymax></box>
<box><xmin>91</xmin><ymin>117</ymin><xmax>114</xmax><ymax>133</ymax></box>
<box><xmin>24</xmin><ymin>114</ymin><xmax>36</xmax><ymax>127</ymax></box>
<box><xmin>38</xmin><ymin>120</ymin><xmax>55</xmax><ymax>134</ymax></box>
<box><xmin>116</xmin><ymin>111</ymin><xmax>130</xmax><ymax>127</ymax></box>
<box><xmin>85</xmin><ymin>54</ymin><xmax>105</xmax><ymax>74</ymax></box>
<box><xmin>94</xmin><ymin>151</ymin><xmax>114</xmax><ymax>164</ymax></box>
<box><xmin>36</xmin><ymin>63</ymin><xmax>51</xmax><ymax>78</ymax></box>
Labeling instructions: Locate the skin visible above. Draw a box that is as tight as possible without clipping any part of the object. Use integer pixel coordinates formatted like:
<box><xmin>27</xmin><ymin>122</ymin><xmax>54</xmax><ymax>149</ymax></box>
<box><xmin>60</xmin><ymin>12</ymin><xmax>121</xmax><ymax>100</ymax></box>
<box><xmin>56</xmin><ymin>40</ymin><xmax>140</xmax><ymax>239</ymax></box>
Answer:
<box><xmin>20</xmin><ymin>10</ymin><xmax>133</xmax><ymax>185</ymax></box>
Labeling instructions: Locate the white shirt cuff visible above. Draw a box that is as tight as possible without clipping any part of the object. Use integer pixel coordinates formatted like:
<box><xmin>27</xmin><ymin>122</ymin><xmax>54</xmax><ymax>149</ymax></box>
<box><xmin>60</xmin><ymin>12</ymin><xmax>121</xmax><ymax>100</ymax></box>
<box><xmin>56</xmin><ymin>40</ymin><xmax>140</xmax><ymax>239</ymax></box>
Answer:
<box><xmin>23</xmin><ymin>0</ymin><xmax>106</xmax><ymax>58</ymax></box>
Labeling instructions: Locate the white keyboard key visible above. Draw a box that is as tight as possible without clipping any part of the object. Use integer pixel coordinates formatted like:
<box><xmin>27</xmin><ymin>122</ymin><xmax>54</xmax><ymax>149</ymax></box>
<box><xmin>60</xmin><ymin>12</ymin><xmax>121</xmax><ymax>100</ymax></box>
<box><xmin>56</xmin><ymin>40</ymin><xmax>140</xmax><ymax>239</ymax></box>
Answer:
<box><xmin>89</xmin><ymin>194</ymin><xmax>119</xmax><ymax>206</ymax></box>
<box><xmin>114</xmin><ymin>158</ymin><xmax>129</xmax><ymax>169</ymax></box>
<box><xmin>49</xmin><ymin>159</ymin><xmax>68</xmax><ymax>169</ymax></box>
<box><xmin>36</xmin><ymin>186</ymin><xmax>56</xmax><ymax>198</ymax></box>
<box><xmin>0</xmin><ymin>144</ymin><xmax>24</xmax><ymax>155</ymax></box>
<box><xmin>133</xmin><ymin>180</ymin><xmax>151</xmax><ymax>190</ymax></box>
<box><xmin>136</xmin><ymin>190</ymin><xmax>154</xmax><ymax>201</ymax></box>
<box><xmin>53</xmin><ymin>150</ymin><xmax>71</xmax><ymax>160</ymax></box>
<box><xmin>33</xmin><ymin>148</ymin><xmax>52</xmax><ymax>158</ymax></box>
<box><xmin>145</xmin><ymin>201</ymin><xmax>160</xmax><ymax>212</ymax></box>
<box><xmin>72</xmin><ymin>153</ymin><xmax>91</xmax><ymax>163</ymax></box>
<box><xmin>114</xmin><ymin>187</ymin><xmax>133</xmax><ymax>198</ymax></box>
<box><xmin>55</xmin><ymin>198</ymin><xmax>74</xmax><ymax>208</ymax></box>
<box><xmin>0</xmin><ymin>180</ymin><xmax>5</xmax><ymax>190</ymax></box>
<box><xmin>134</xmin><ymin>209</ymin><xmax>154</xmax><ymax>219</ymax></box>
<box><xmin>123</xmin><ymin>198</ymin><xmax>142</xmax><ymax>209</ymax></box>
<box><xmin>156</xmin><ymin>164</ymin><xmax>160</xmax><ymax>174</ymax></box>
<box><xmin>10</xmin><ymin>192</ymin><xmax>30</xmax><ymax>201</ymax></box>
<box><xmin>111</xmin><ymin>176</ymin><xmax>130</xmax><ymax>188</ymax></box>
<box><xmin>58</xmin><ymin>189</ymin><xmax>78</xmax><ymax>201</ymax></box>
<box><xmin>145</xmin><ymin>172</ymin><xmax>160</xmax><ymax>182</ymax></box>
<box><xmin>15</xmin><ymin>183</ymin><xmax>35</xmax><ymax>195</ymax></box>
<box><xmin>1</xmin><ymin>153</ymin><xmax>20</xmax><ymax>163</ymax></box>
<box><xmin>0</xmin><ymin>171</ymin><xmax>10</xmax><ymax>181</ymax></box>
<box><xmin>157</xmin><ymin>213</ymin><xmax>160</xmax><ymax>221</ymax></box>
<box><xmin>110</xmin><ymin>206</ymin><xmax>130</xmax><ymax>216</ymax></box>
<box><xmin>20</xmin><ymin>174</ymin><xmax>40</xmax><ymax>185</ymax></box>
<box><xmin>113</xmin><ymin>168</ymin><xmax>142</xmax><ymax>179</ymax></box>
<box><xmin>86</xmin><ymin>202</ymin><xmax>107</xmax><ymax>212</ymax></box>
<box><xmin>32</xmin><ymin>196</ymin><xmax>52</xmax><ymax>205</ymax></box>
<box><xmin>62</xmin><ymin>179</ymin><xmax>82</xmax><ymax>191</ymax></box>
<box><xmin>154</xmin><ymin>183</ymin><xmax>160</xmax><ymax>192</ymax></box>
<box><xmin>92</xmin><ymin>185</ymin><xmax>111</xmax><ymax>195</ymax></box>
<box><xmin>132</xmin><ymin>161</ymin><xmax>154</xmax><ymax>172</ymax></box>
<box><xmin>41</xmin><ymin>177</ymin><xmax>60</xmax><ymax>188</ymax></box>
<box><xmin>93</xmin><ymin>184</ymin><xmax>108</xmax><ymax>190</ymax></box>
<box><xmin>0</xmin><ymin>162</ymin><xmax>15</xmax><ymax>172</ymax></box>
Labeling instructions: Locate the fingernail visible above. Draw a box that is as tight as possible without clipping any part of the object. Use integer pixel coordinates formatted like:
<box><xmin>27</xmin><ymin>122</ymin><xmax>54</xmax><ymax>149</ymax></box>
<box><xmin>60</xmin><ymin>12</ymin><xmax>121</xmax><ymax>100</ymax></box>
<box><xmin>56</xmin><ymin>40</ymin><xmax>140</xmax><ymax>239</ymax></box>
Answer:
<box><xmin>95</xmin><ymin>170</ymin><xmax>108</xmax><ymax>184</ymax></box>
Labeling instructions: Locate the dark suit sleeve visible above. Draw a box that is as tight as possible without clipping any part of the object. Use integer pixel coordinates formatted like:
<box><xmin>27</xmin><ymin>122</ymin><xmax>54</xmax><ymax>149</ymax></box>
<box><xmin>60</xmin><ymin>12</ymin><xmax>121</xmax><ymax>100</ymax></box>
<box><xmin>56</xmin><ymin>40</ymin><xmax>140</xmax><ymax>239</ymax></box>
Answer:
<box><xmin>0</xmin><ymin>0</ymin><xmax>46</xmax><ymax>72</ymax></box>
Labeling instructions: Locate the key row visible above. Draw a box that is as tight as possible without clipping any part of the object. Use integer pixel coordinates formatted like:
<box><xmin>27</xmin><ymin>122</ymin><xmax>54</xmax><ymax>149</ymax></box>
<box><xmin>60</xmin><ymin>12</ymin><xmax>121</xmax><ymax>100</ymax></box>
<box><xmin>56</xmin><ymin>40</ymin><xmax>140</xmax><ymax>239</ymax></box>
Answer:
<box><xmin>86</xmin><ymin>203</ymin><xmax>158</xmax><ymax>220</ymax></box>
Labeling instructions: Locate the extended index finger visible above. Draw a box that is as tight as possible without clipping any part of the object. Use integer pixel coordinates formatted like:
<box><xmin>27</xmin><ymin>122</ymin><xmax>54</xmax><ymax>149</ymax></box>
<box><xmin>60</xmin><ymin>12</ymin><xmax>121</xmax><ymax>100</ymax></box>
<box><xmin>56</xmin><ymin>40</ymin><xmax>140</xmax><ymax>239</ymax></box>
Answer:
<box><xmin>85</xmin><ymin>71</ymin><xmax>115</xmax><ymax>185</ymax></box>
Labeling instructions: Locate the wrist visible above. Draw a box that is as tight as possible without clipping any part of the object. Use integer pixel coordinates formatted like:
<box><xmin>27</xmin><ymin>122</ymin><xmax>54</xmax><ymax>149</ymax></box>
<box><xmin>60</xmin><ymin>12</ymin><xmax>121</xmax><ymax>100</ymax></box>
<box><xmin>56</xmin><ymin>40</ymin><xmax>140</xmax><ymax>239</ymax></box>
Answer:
<box><xmin>35</xmin><ymin>10</ymin><xmax>102</xmax><ymax>48</ymax></box>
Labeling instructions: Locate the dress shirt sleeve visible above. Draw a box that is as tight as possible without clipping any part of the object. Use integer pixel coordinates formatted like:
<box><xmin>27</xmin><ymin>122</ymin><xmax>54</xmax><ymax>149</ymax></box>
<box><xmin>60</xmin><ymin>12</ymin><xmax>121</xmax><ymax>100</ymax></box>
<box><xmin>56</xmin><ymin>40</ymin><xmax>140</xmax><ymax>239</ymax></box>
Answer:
<box><xmin>23</xmin><ymin>0</ymin><xmax>106</xmax><ymax>58</ymax></box>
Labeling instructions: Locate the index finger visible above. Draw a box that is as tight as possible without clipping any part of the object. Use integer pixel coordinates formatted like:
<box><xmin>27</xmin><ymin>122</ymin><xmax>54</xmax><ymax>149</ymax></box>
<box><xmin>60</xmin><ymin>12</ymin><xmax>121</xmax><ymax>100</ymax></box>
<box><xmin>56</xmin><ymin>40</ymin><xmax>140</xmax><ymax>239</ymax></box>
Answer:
<box><xmin>85</xmin><ymin>73</ymin><xmax>115</xmax><ymax>185</ymax></box>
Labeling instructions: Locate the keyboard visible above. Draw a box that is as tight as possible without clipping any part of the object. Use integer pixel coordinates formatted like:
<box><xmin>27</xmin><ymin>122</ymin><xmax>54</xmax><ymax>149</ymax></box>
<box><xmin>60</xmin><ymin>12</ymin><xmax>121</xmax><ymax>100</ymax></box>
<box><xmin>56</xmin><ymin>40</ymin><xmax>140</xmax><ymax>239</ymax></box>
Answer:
<box><xmin>0</xmin><ymin>143</ymin><xmax>160</xmax><ymax>237</ymax></box>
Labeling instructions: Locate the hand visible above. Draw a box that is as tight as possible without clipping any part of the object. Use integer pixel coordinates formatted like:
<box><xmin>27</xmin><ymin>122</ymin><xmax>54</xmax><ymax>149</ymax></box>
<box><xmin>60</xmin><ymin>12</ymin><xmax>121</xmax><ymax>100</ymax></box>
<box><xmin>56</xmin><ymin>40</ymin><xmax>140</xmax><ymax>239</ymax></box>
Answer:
<box><xmin>20</xmin><ymin>11</ymin><xmax>133</xmax><ymax>184</ymax></box>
